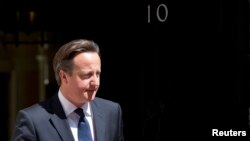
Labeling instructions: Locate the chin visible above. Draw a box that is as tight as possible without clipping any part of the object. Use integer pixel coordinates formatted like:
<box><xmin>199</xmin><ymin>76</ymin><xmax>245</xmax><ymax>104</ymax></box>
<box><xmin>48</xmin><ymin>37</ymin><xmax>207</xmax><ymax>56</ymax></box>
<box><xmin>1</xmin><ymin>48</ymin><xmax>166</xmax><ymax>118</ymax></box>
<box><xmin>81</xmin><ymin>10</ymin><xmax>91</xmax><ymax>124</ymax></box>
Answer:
<box><xmin>89</xmin><ymin>95</ymin><xmax>96</xmax><ymax>101</ymax></box>
<box><xmin>84</xmin><ymin>92</ymin><xmax>96</xmax><ymax>101</ymax></box>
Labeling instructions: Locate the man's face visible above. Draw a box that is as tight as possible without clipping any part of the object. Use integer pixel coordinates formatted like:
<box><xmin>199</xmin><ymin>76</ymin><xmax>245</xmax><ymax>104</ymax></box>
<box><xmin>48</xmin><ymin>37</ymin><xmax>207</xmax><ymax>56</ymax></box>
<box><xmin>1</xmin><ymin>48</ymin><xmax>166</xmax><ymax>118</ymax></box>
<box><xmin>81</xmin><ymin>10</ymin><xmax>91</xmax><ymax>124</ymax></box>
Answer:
<box><xmin>62</xmin><ymin>52</ymin><xmax>101</xmax><ymax>107</ymax></box>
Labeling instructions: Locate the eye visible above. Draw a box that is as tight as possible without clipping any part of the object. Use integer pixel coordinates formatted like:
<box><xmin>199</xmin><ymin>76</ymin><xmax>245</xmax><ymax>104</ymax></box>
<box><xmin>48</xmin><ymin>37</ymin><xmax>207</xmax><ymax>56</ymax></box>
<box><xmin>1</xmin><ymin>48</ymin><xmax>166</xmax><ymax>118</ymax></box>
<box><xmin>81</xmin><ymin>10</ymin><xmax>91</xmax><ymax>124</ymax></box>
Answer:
<box><xmin>80</xmin><ymin>74</ymin><xmax>91</xmax><ymax>79</ymax></box>
<box><xmin>96</xmin><ymin>72</ymin><xmax>101</xmax><ymax>78</ymax></box>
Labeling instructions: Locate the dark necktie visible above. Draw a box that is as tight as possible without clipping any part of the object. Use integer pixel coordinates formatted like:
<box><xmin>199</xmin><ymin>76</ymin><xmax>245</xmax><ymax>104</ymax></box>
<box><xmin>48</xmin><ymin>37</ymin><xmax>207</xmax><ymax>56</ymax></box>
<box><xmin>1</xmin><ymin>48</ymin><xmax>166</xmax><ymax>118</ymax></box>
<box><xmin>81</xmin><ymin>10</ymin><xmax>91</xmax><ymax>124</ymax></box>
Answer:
<box><xmin>75</xmin><ymin>108</ymin><xmax>93</xmax><ymax>141</ymax></box>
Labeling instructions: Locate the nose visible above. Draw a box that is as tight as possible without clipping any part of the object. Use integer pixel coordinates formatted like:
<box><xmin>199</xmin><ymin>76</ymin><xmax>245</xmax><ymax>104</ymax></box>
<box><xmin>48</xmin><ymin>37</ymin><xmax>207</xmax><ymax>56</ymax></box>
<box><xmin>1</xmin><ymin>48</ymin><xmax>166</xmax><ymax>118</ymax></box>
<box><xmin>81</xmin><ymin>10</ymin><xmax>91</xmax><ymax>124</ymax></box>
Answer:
<box><xmin>90</xmin><ymin>74</ymin><xmax>99</xmax><ymax>88</ymax></box>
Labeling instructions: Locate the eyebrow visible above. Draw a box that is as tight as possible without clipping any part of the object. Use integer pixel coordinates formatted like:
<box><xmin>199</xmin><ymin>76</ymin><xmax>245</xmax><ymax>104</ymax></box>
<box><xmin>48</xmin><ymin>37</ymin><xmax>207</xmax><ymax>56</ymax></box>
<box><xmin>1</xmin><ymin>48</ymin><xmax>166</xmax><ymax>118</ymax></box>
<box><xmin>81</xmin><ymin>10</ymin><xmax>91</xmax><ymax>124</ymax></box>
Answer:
<box><xmin>79</xmin><ymin>70</ymin><xmax>101</xmax><ymax>74</ymax></box>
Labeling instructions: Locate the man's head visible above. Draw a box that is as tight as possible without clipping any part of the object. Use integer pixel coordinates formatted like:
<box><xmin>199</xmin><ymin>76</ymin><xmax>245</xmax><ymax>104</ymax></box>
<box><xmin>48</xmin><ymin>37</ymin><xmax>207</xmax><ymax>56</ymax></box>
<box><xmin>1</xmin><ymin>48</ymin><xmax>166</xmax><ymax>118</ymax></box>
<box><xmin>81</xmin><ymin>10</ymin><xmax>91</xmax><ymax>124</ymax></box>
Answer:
<box><xmin>53</xmin><ymin>39</ymin><xmax>101</xmax><ymax>106</ymax></box>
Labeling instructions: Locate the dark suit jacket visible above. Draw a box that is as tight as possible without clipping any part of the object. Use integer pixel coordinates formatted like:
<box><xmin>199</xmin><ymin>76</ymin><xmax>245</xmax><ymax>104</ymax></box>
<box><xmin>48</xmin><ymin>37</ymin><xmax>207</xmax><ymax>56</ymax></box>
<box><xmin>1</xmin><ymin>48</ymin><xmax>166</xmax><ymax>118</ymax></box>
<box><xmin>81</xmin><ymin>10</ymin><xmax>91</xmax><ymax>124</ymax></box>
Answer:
<box><xmin>12</xmin><ymin>95</ymin><xmax>124</xmax><ymax>141</ymax></box>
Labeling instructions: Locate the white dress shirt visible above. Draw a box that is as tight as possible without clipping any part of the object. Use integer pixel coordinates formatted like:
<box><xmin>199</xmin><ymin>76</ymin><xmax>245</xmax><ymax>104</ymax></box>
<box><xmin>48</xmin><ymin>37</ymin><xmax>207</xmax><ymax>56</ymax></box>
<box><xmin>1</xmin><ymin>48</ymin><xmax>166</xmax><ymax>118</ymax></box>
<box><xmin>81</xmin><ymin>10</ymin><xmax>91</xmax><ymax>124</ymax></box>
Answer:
<box><xmin>58</xmin><ymin>90</ymin><xmax>95</xmax><ymax>141</ymax></box>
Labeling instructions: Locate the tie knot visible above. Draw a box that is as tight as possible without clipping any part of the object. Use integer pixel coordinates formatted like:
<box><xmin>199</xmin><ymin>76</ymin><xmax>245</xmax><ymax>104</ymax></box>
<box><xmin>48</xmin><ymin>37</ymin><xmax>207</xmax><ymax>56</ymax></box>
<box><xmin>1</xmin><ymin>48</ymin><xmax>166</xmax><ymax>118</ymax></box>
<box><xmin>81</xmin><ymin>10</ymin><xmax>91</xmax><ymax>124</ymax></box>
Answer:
<box><xmin>75</xmin><ymin>108</ymin><xmax>85</xmax><ymax>118</ymax></box>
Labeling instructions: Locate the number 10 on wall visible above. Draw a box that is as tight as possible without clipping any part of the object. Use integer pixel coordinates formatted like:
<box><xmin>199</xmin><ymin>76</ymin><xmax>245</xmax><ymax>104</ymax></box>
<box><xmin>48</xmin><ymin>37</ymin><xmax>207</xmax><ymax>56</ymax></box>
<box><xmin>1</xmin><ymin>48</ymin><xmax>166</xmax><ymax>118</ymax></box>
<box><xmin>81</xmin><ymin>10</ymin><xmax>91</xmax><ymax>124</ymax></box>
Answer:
<box><xmin>147</xmin><ymin>4</ymin><xmax>168</xmax><ymax>23</ymax></box>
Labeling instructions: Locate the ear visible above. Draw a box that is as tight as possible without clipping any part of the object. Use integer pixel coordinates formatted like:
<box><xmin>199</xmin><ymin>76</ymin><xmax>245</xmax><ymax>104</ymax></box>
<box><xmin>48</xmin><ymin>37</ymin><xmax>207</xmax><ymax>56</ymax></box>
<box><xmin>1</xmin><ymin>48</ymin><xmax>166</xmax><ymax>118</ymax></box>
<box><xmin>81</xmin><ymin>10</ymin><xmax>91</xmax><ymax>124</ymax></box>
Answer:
<box><xmin>59</xmin><ymin>70</ymin><xmax>68</xmax><ymax>84</ymax></box>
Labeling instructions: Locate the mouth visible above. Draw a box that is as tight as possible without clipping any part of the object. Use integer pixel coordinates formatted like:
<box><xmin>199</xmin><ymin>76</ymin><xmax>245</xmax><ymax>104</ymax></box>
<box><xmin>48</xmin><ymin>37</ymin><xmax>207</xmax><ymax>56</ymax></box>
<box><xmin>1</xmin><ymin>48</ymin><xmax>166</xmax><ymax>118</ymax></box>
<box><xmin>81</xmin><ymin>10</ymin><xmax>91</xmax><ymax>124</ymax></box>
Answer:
<box><xmin>85</xmin><ymin>89</ymin><xmax>96</xmax><ymax>93</ymax></box>
<box><xmin>84</xmin><ymin>90</ymin><xmax>96</xmax><ymax>100</ymax></box>
<box><xmin>87</xmin><ymin>87</ymin><xmax>98</xmax><ymax>92</ymax></box>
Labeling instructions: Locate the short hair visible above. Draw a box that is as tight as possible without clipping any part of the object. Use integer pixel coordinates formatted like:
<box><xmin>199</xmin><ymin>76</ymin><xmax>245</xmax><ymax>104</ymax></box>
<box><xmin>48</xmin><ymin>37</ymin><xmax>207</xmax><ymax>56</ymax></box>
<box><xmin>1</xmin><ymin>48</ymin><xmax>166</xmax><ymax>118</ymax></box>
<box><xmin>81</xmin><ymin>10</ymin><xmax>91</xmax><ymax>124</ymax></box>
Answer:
<box><xmin>53</xmin><ymin>39</ymin><xmax>100</xmax><ymax>86</ymax></box>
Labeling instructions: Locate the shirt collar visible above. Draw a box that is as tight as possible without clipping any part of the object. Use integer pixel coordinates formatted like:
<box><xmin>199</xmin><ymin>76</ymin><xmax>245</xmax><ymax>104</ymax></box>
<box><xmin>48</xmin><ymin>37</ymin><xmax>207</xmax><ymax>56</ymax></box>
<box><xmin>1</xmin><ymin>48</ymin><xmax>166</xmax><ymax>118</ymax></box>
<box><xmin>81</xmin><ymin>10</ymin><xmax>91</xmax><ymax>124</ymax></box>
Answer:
<box><xmin>81</xmin><ymin>101</ymin><xmax>91</xmax><ymax>116</ymax></box>
<box><xmin>58</xmin><ymin>89</ymin><xmax>92</xmax><ymax>117</ymax></box>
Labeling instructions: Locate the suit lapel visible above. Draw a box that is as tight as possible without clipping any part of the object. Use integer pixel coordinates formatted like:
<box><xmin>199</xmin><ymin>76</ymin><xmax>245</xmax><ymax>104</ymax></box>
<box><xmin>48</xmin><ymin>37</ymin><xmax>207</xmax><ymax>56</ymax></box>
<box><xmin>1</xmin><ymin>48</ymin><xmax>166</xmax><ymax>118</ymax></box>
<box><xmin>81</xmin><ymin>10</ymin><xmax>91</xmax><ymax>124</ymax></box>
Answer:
<box><xmin>50</xmin><ymin>114</ymin><xmax>74</xmax><ymax>141</ymax></box>
<box><xmin>49</xmin><ymin>95</ymin><xmax>75</xmax><ymax>141</ymax></box>
<box><xmin>91</xmin><ymin>99</ymin><xmax>105</xmax><ymax>141</ymax></box>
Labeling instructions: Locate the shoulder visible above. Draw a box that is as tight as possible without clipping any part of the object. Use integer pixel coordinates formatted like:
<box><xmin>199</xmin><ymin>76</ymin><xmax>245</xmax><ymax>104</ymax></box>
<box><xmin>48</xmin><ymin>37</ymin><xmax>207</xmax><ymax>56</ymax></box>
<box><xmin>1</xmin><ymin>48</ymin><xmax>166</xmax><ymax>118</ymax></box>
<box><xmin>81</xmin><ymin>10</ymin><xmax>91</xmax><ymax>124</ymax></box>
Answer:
<box><xmin>16</xmin><ymin>104</ymin><xmax>49</xmax><ymax>120</ymax></box>
<box><xmin>19</xmin><ymin>103</ymin><xmax>43</xmax><ymax>114</ymax></box>
<box><xmin>91</xmin><ymin>97</ymin><xmax>123</xmax><ymax>118</ymax></box>
<box><xmin>16</xmin><ymin>96</ymin><xmax>57</xmax><ymax>119</ymax></box>
<box><xmin>92</xmin><ymin>97</ymin><xmax>122</xmax><ymax>112</ymax></box>
<box><xmin>93</xmin><ymin>97</ymin><xmax>120</xmax><ymax>107</ymax></box>
<box><xmin>14</xmin><ymin>104</ymin><xmax>46</xmax><ymax>126</ymax></box>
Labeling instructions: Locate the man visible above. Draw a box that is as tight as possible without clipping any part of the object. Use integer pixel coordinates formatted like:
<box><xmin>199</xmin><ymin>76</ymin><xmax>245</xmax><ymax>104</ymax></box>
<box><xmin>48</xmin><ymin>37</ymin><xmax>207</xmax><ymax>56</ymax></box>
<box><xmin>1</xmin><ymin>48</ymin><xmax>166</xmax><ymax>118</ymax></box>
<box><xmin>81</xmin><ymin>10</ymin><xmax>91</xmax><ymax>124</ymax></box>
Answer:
<box><xmin>12</xmin><ymin>39</ymin><xmax>124</xmax><ymax>141</ymax></box>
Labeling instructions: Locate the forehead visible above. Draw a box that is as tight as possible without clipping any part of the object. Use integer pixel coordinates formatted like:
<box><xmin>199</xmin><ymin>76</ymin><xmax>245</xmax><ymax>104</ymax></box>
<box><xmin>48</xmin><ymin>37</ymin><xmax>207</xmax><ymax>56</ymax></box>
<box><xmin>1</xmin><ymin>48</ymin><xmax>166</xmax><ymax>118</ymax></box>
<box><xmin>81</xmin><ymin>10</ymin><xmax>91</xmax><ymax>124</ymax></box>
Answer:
<box><xmin>72</xmin><ymin>52</ymin><xmax>101</xmax><ymax>68</ymax></box>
